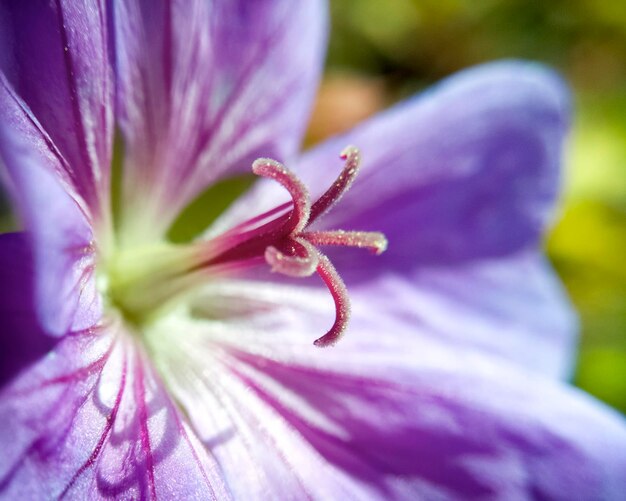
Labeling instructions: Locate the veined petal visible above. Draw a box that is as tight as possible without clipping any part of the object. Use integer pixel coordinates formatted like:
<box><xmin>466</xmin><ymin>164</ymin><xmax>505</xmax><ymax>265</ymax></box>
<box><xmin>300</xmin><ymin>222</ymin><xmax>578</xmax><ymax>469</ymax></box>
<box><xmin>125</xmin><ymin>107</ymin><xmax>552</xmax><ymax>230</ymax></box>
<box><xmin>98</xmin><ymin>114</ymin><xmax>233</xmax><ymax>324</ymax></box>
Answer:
<box><xmin>217</xmin><ymin>61</ymin><xmax>570</xmax><ymax>265</ymax></box>
<box><xmin>146</xmin><ymin>312</ymin><xmax>396</xmax><ymax>499</ymax></box>
<box><xmin>0</xmin><ymin>326</ymin><xmax>230</xmax><ymax>499</ymax></box>
<box><xmin>0</xmin><ymin>0</ymin><xmax>113</xmax><ymax>220</ymax></box>
<box><xmin>112</xmin><ymin>0</ymin><xmax>328</xmax><ymax>245</ymax></box>
<box><xmin>147</xmin><ymin>308</ymin><xmax>626</xmax><ymax>500</ymax></box>
<box><xmin>337</xmin><ymin>249</ymin><xmax>578</xmax><ymax>380</ymax></box>
<box><xmin>0</xmin><ymin>125</ymin><xmax>100</xmax><ymax>336</ymax></box>
<box><xmin>0</xmin><ymin>233</ymin><xmax>54</xmax><ymax>388</ymax></box>
<box><xmin>187</xmin><ymin>247</ymin><xmax>576</xmax><ymax>381</ymax></box>
<box><xmin>306</xmin><ymin>61</ymin><xmax>569</xmax><ymax>263</ymax></box>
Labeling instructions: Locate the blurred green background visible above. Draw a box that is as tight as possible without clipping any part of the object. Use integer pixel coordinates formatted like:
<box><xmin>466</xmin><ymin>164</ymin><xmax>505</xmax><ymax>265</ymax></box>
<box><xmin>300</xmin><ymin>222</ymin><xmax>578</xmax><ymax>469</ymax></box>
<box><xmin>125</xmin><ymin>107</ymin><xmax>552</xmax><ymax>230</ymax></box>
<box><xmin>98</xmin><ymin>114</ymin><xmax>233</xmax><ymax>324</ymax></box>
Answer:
<box><xmin>0</xmin><ymin>1</ymin><xmax>624</xmax><ymax>412</ymax></box>
<box><xmin>313</xmin><ymin>0</ymin><xmax>626</xmax><ymax>412</ymax></box>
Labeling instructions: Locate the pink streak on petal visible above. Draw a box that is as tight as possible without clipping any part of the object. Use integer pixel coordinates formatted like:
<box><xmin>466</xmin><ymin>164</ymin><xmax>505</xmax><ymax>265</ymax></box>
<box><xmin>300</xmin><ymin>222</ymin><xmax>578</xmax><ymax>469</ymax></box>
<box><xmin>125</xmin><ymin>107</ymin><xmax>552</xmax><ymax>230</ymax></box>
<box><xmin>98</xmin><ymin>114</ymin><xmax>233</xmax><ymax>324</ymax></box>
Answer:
<box><xmin>52</xmin><ymin>0</ymin><xmax>103</xmax><ymax>214</ymax></box>
<box><xmin>5</xmin><ymin>330</ymin><xmax>114</xmax><ymax>397</ymax></box>
<box><xmin>59</xmin><ymin>349</ymin><xmax>129</xmax><ymax>498</ymax></box>
<box><xmin>165</xmin><ymin>401</ymin><xmax>222</xmax><ymax>501</ymax></box>
<box><xmin>134</xmin><ymin>350</ymin><xmax>157</xmax><ymax>501</ymax></box>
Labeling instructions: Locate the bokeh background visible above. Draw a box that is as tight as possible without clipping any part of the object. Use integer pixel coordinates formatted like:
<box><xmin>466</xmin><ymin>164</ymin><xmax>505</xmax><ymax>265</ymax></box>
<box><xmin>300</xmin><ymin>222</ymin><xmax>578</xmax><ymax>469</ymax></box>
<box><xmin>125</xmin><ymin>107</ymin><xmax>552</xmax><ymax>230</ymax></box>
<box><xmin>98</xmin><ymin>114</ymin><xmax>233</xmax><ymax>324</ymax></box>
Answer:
<box><xmin>1</xmin><ymin>0</ymin><xmax>625</xmax><ymax>412</ymax></box>
<box><xmin>306</xmin><ymin>0</ymin><xmax>626</xmax><ymax>413</ymax></box>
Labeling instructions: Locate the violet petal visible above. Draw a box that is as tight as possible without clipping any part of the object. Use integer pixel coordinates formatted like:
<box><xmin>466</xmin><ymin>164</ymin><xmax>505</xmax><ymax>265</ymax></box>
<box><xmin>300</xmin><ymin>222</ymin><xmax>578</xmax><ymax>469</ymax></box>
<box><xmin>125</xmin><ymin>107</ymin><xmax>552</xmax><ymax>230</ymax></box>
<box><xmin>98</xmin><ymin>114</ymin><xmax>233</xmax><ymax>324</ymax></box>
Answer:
<box><xmin>150</xmin><ymin>306</ymin><xmax>626</xmax><ymax>499</ymax></box>
<box><xmin>0</xmin><ymin>233</ymin><xmax>54</xmax><ymax>388</ymax></box>
<box><xmin>0</xmin><ymin>124</ymin><xmax>100</xmax><ymax>336</ymax></box>
<box><xmin>191</xmin><ymin>247</ymin><xmax>576</xmax><ymax>381</ymax></box>
<box><xmin>0</xmin><ymin>328</ymin><xmax>230</xmax><ymax>499</ymax></box>
<box><xmin>112</xmin><ymin>0</ymin><xmax>328</xmax><ymax>242</ymax></box>
<box><xmin>306</xmin><ymin>61</ymin><xmax>569</xmax><ymax>265</ymax></box>
<box><xmin>0</xmin><ymin>0</ymin><xmax>113</xmax><ymax>218</ymax></box>
<box><xmin>343</xmin><ymin>249</ymin><xmax>577</xmax><ymax>379</ymax></box>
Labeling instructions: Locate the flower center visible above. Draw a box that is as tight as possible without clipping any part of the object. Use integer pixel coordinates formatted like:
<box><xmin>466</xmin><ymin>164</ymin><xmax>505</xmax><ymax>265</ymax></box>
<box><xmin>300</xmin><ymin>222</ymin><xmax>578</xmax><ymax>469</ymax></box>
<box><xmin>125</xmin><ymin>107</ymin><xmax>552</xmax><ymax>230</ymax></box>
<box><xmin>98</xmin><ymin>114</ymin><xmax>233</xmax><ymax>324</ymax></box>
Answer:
<box><xmin>103</xmin><ymin>146</ymin><xmax>386</xmax><ymax>346</ymax></box>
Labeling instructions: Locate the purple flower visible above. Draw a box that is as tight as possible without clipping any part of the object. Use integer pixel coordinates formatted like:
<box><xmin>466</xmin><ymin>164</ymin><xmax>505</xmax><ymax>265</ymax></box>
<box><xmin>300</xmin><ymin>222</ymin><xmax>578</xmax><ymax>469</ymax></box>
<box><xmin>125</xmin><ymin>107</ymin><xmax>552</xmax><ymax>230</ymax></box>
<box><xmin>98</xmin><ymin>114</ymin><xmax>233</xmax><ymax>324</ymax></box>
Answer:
<box><xmin>0</xmin><ymin>1</ymin><xmax>625</xmax><ymax>499</ymax></box>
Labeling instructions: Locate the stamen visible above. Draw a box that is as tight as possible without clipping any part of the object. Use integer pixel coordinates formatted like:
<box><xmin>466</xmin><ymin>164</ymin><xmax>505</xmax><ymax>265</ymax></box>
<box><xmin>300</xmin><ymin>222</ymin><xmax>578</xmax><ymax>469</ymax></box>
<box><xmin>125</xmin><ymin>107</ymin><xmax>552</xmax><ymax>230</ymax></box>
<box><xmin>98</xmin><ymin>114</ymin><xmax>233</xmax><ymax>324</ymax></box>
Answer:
<box><xmin>252</xmin><ymin>158</ymin><xmax>311</xmax><ymax>233</ymax></box>
<box><xmin>309</xmin><ymin>145</ymin><xmax>361</xmax><ymax>224</ymax></box>
<box><xmin>304</xmin><ymin>230</ymin><xmax>388</xmax><ymax>255</ymax></box>
<box><xmin>313</xmin><ymin>253</ymin><xmax>351</xmax><ymax>347</ymax></box>
<box><xmin>178</xmin><ymin>146</ymin><xmax>385</xmax><ymax>348</ymax></box>
<box><xmin>265</xmin><ymin>238</ymin><xmax>319</xmax><ymax>277</ymax></box>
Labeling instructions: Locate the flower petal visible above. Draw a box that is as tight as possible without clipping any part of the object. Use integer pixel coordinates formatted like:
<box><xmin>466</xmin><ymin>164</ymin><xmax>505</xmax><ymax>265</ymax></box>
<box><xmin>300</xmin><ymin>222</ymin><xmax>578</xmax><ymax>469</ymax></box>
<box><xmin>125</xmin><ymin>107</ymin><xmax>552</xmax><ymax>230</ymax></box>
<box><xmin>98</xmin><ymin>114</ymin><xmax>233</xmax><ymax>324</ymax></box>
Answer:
<box><xmin>0</xmin><ymin>1</ymin><xmax>113</xmax><ymax>219</ymax></box>
<box><xmin>190</xmin><ymin>247</ymin><xmax>576</xmax><ymax>381</ymax></box>
<box><xmin>0</xmin><ymin>124</ymin><xmax>100</xmax><ymax>336</ymax></box>
<box><xmin>307</xmin><ymin>61</ymin><xmax>569</xmax><ymax>263</ymax></box>
<box><xmin>0</xmin><ymin>327</ymin><xmax>230</xmax><ymax>499</ymax></box>
<box><xmin>112</xmin><ymin>0</ymin><xmax>328</xmax><ymax>244</ymax></box>
<box><xmin>346</xmin><ymin>249</ymin><xmax>578</xmax><ymax>380</ymax></box>
<box><xmin>228</xmin><ymin>348</ymin><xmax>626</xmax><ymax>499</ymax></box>
<box><xmin>217</xmin><ymin>61</ymin><xmax>569</xmax><ymax>265</ymax></box>
<box><xmin>148</xmin><ymin>311</ymin><xmax>626</xmax><ymax>499</ymax></box>
<box><xmin>147</xmin><ymin>313</ymin><xmax>393</xmax><ymax>499</ymax></box>
<box><xmin>0</xmin><ymin>233</ymin><xmax>54</xmax><ymax>388</ymax></box>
